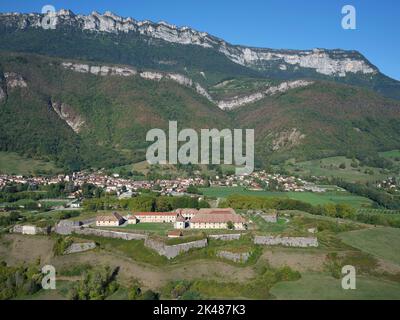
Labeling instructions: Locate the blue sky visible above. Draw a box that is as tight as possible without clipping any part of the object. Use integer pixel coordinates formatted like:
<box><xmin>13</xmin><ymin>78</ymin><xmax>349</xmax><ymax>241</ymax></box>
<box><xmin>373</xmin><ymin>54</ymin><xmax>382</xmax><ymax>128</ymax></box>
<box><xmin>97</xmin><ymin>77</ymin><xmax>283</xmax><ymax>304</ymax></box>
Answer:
<box><xmin>1</xmin><ymin>0</ymin><xmax>399</xmax><ymax>80</ymax></box>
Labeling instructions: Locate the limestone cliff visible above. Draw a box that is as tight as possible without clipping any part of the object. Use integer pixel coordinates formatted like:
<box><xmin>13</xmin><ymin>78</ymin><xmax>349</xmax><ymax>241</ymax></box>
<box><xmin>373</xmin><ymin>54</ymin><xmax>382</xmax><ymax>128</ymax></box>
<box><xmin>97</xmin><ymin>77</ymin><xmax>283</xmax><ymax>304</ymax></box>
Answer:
<box><xmin>50</xmin><ymin>101</ymin><xmax>85</xmax><ymax>133</ymax></box>
<box><xmin>0</xmin><ymin>10</ymin><xmax>379</xmax><ymax>78</ymax></box>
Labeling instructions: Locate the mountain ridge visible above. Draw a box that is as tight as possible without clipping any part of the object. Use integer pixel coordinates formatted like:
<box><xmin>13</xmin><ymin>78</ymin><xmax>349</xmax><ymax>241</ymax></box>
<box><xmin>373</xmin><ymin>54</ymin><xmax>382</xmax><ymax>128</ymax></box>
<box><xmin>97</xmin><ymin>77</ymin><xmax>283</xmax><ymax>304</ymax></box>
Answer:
<box><xmin>1</xmin><ymin>9</ymin><xmax>399</xmax><ymax>101</ymax></box>
<box><xmin>0</xmin><ymin>9</ymin><xmax>378</xmax><ymax>76</ymax></box>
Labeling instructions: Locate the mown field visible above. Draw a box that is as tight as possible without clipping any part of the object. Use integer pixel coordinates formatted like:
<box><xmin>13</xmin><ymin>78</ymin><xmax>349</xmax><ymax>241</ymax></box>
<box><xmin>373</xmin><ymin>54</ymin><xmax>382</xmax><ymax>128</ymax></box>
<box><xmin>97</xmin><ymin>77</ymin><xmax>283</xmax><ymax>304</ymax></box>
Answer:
<box><xmin>200</xmin><ymin>186</ymin><xmax>373</xmax><ymax>208</ymax></box>
<box><xmin>339</xmin><ymin>227</ymin><xmax>400</xmax><ymax>265</ymax></box>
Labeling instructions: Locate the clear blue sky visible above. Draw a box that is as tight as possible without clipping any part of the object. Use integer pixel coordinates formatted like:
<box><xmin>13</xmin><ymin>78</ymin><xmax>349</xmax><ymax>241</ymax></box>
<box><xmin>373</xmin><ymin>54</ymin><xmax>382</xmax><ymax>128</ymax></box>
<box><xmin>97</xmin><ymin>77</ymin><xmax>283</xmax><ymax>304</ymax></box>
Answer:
<box><xmin>1</xmin><ymin>0</ymin><xmax>399</xmax><ymax>79</ymax></box>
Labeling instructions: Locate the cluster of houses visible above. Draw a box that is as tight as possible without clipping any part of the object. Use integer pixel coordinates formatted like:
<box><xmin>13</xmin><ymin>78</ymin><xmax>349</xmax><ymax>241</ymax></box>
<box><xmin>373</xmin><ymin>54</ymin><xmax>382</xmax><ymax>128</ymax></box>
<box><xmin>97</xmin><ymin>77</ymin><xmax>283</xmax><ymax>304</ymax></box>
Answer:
<box><xmin>0</xmin><ymin>172</ymin><xmax>206</xmax><ymax>197</ymax></box>
<box><xmin>1</xmin><ymin>168</ymin><xmax>326</xmax><ymax>198</ymax></box>
<box><xmin>377</xmin><ymin>176</ymin><xmax>399</xmax><ymax>192</ymax></box>
<box><xmin>96</xmin><ymin>208</ymin><xmax>247</xmax><ymax>230</ymax></box>
<box><xmin>212</xmin><ymin>171</ymin><xmax>326</xmax><ymax>192</ymax></box>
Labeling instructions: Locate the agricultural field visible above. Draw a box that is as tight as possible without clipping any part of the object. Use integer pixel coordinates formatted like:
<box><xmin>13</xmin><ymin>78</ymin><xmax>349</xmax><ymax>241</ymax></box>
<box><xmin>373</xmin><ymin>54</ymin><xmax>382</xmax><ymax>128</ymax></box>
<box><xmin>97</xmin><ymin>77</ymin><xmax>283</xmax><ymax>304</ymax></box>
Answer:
<box><xmin>200</xmin><ymin>186</ymin><xmax>373</xmax><ymax>208</ymax></box>
<box><xmin>208</xmin><ymin>77</ymin><xmax>278</xmax><ymax>100</ymax></box>
<box><xmin>339</xmin><ymin>227</ymin><xmax>400</xmax><ymax>265</ymax></box>
<box><xmin>112</xmin><ymin>161</ymin><xmax>237</xmax><ymax>178</ymax></box>
<box><xmin>0</xmin><ymin>151</ymin><xmax>62</xmax><ymax>175</ymax></box>
<box><xmin>380</xmin><ymin>150</ymin><xmax>400</xmax><ymax>160</ymax></box>
<box><xmin>283</xmin><ymin>156</ymin><xmax>391</xmax><ymax>183</ymax></box>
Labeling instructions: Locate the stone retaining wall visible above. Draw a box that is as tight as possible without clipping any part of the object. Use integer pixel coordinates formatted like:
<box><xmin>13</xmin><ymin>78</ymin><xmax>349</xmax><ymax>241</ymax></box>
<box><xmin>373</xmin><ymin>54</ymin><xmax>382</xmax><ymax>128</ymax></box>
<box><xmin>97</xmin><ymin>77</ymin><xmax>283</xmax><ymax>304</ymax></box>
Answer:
<box><xmin>208</xmin><ymin>234</ymin><xmax>241</xmax><ymax>241</ymax></box>
<box><xmin>74</xmin><ymin>227</ymin><xmax>147</xmax><ymax>240</ymax></box>
<box><xmin>254</xmin><ymin>235</ymin><xmax>318</xmax><ymax>247</ymax></box>
<box><xmin>261</xmin><ymin>215</ymin><xmax>278</xmax><ymax>223</ymax></box>
<box><xmin>64</xmin><ymin>242</ymin><xmax>96</xmax><ymax>254</ymax></box>
<box><xmin>217</xmin><ymin>251</ymin><xmax>250</xmax><ymax>263</ymax></box>
<box><xmin>12</xmin><ymin>225</ymin><xmax>51</xmax><ymax>235</ymax></box>
<box><xmin>54</xmin><ymin>220</ymin><xmax>79</xmax><ymax>235</ymax></box>
<box><xmin>144</xmin><ymin>238</ymin><xmax>208</xmax><ymax>259</ymax></box>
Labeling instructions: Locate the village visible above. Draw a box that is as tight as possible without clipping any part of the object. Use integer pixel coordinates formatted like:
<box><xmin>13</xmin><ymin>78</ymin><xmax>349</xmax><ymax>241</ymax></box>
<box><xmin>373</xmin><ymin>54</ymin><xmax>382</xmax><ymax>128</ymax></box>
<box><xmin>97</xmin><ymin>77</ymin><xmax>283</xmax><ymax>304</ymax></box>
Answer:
<box><xmin>0</xmin><ymin>169</ymin><xmax>326</xmax><ymax>200</ymax></box>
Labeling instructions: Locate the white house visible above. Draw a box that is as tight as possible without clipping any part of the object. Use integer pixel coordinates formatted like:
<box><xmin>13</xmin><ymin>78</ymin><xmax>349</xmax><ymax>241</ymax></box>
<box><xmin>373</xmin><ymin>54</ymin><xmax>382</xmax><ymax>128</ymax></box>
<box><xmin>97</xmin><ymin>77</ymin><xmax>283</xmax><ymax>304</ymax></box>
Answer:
<box><xmin>96</xmin><ymin>212</ymin><xmax>125</xmax><ymax>227</ymax></box>
<box><xmin>174</xmin><ymin>215</ymin><xmax>187</xmax><ymax>229</ymax></box>
<box><xmin>132</xmin><ymin>212</ymin><xmax>178</xmax><ymax>223</ymax></box>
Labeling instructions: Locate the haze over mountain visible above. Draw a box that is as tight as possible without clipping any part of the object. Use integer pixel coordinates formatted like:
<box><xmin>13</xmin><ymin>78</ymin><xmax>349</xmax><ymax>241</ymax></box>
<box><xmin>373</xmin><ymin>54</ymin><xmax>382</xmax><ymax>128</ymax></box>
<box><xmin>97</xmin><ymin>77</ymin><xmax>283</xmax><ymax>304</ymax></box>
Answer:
<box><xmin>1</xmin><ymin>9</ymin><xmax>400</xmax><ymax>170</ymax></box>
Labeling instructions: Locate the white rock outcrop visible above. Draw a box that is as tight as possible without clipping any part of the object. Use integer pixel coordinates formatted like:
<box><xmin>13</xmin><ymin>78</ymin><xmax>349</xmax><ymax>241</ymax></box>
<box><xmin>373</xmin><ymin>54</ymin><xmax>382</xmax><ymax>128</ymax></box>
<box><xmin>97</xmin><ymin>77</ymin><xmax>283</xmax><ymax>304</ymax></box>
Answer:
<box><xmin>61</xmin><ymin>62</ymin><xmax>137</xmax><ymax>76</ymax></box>
<box><xmin>50</xmin><ymin>101</ymin><xmax>85</xmax><ymax>133</ymax></box>
<box><xmin>0</xmin><ymin>86</ymin><xmax>5</xmax><ymax>102</ymax></box>
<box><xmin>254</xmin><ymin>235</ymin><xmax>318</xmax><ymax>247</ymax></box>
<box><xmin>271</xmin><ymin>128</ymin><xmax>306</xmax><ymax>151</ymax></box>
<box><xmin>139</xmin><ymin>71</ymin><xmax>164</xmax><ymax>81</ymax></box>
<box><xmin>217</xmin><ymin>80</ymin><xmax>313</xmax><ymax>110</ymax></box>
<box><xmin>4</xmin><ymin>72</ymin><xmax>28</xmax><ymax>89</ymax></box>
<box><xmin>220</xmin><ymin>47</ymin><xmax>376</xmax><ymax>77</ymax></box>
<box><xmin>60</xmin><ymin>61</ymin><xmax>216</xmax><ymax>104</ymax></box>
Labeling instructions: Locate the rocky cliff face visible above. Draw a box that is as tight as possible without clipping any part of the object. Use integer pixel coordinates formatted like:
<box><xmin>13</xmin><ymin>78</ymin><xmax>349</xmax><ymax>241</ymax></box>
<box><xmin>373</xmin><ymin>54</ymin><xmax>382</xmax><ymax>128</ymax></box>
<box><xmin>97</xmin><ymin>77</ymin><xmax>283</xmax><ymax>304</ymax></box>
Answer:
<box><xmin>60</xmin><ymin>61</ymin><xmax>213</xmax><ymax>103</ymax></box>
<box><xmin>220</xmin><ymin>46</ymin><xmax>376</xmax><ymax>77</ymax></box>
<box><xmin>0</xmin><ymin>10</ymin><xmax>379</xmax><ymax>78</ymax></box>
<box><xmin>0</xmin><ymin>78</ymin><xmax>5</xmax><ymax>102</ymax></box>
<box><xmin>4</xmin><ymin>72</ymin><xmax>27</xmax><ymax>89</ymax></box>
<box><xmin>0</xmin><ymin>71</ymin><xmax>28</xmax><ymax>102</ymax></box>
<box><xmin>60</xmin><ymin>61</ymin><xmax>314</xmax><ymax>109</ymax></box>
<box><xmin>50</xmin><ymin>100</ymin><xmax>85</xmax><ymax>133</ymax></box>
<box><xmin>217</xmin><ymin>80</ymin><xmax>313</xmax><ymax>110</ymax></box>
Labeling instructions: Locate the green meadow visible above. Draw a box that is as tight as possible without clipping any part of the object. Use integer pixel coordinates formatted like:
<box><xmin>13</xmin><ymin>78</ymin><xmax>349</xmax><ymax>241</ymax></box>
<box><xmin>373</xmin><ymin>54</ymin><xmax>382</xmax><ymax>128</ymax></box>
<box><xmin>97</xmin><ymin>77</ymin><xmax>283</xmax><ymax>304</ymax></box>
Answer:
<box><xmin>0</xmin><ymin>151</ymin><xmax>61</xmax><ymax>175</ymax></box>
<box><xmin>200</xmin><ymin>187</ymin><xmax>373</xmax><ymax>208</ymax></box>
<box><xmin>339</xmin><ymin>227</ymin><xmax>400</xmax><ymax>265</ymax></box>
<box><xmin>284</xmin><ymin>156</ymin><xmax>390</xmax><ymax>183</ymax></box>
<box><xmin>270</xmin><ymin>273</ymin><xmax>400</xmax><ymax>300</ymax></box>
<box><xmin>380</xmin><ymin>149</ymin><xmax>400</xmax><ymax>159</ymax></box>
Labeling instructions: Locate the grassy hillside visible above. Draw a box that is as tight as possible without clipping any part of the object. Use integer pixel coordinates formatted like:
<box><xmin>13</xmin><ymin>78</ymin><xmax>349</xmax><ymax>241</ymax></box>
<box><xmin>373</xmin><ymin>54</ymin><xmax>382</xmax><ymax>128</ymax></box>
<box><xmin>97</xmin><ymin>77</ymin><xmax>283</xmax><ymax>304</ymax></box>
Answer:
<box><xmin>0</xmin><ymin>52</ymin><xmax>231</xmax><ymax>170</ymax></box>
<box><xmin>200</xmin><ymin>187</ymin><xmax>373</xmax><ymax>208</ymax></box>
<box><xmin>283</xmin><ymin>156</ymin><xmax>391</xmax><ymax>183</ymax></box>
<box><xmin>234</xmin><ymin>82</ymin><xmax>400</xmax><ymax>166</ymax></box>
<box><xmin>339</xmin><ymin>227</ymin><xmax>400</xmax><ymax>265</ymax></box>
<box><xmin>0</xmin><ymin>26</ymin><xmax>261</xmax><ymax>87</ymax></box>
<box><xmin>1</xmin><ymin>52</ymin><xmax>400</xmax><ymax>171</ymax></box>
<box><xmin>0</xmin><ymin>151</ymin><xmax>61</xmax><ymax>175</ymax></box>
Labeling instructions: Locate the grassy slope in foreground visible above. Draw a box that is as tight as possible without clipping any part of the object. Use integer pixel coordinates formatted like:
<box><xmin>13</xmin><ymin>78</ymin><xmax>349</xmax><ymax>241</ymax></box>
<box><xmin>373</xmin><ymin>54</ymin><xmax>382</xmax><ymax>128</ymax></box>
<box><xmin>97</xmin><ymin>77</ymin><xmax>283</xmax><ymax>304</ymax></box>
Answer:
<box><xmin>338</xmin><ymin>227</ymin><xmax>400</xmax><ymax>265</ymax></box>
<box><xmin>270</xmin><ymin>273</ymin><xmax>400</xmax><ymax>300</ymax></box>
